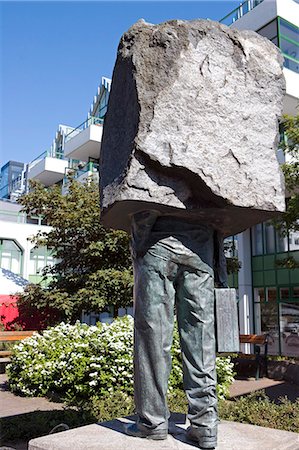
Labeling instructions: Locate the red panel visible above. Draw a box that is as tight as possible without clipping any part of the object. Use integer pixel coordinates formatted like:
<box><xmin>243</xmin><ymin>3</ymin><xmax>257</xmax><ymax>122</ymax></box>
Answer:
<box><xmin>0</xmin><ymin>295</ymin><xmax>19</xmax><ymax>330</ymax></box>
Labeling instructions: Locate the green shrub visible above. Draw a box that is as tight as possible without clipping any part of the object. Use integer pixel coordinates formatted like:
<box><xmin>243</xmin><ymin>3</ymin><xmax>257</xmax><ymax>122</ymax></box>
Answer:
<box><xmin>219</xmin><ymin>391</ymin><xmax>299</xmax><ymax>433</ymax></box>
<box><xmin>7</xmin><ymin>316</ymin><xmax>234</xmax><ymax>402</ymax></box>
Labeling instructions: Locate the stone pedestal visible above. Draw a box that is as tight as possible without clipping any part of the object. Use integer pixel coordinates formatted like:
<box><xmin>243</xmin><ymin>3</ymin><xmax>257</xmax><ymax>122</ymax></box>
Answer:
<box><xmin>29</xmin><ymin>414</ymin><xmax>299</xmax><ymax>450</ymax></box>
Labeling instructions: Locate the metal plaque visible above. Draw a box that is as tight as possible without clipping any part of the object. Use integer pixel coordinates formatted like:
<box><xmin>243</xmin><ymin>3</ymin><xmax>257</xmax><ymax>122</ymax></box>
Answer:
<box><xmin>215</xmin><ymin>288</ymin><xmax>240</xmax><ymax>353</ymax></box>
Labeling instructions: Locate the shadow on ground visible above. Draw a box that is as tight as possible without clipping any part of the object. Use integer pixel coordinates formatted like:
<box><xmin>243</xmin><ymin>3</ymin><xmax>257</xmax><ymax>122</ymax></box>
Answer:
<box><xmin>231</xmin><ymin>376</ymin><xmax>299</xmax><ymax>403</ymax></box>
<box><xmin>0</xmin><ymin>409</ymin><xmax>96</xmax><ymax>450</ymax></box>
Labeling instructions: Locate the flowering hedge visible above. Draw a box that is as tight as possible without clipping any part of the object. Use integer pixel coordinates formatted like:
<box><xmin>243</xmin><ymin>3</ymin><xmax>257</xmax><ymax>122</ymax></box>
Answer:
<box><xmin>7</xmin><ymin>316</ymin><xmax>234</xmax><ymax>401</ymax></box>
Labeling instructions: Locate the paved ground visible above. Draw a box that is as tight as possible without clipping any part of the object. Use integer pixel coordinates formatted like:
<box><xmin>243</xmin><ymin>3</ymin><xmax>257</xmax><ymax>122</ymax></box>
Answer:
<box><xmin>0</xmin><ymin>374</ymin><xmax>65</xmax><ymax>419</ymax></box>
<box><xmin>1</xmin><ymin>373</ymin><xmax>299</xmax><ymax>450</ymax></box>
<box><xmin>229</xmin><ymin>376</ymin><xmax>299</xmax><ymax>402</ymax></box>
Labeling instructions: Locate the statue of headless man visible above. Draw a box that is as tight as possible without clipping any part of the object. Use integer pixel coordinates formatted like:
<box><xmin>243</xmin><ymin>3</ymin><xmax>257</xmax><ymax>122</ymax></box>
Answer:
<box><xmin>99</xmin><ymin>19</ymin><xmax>285</xmax><ymax>449</ymax></box>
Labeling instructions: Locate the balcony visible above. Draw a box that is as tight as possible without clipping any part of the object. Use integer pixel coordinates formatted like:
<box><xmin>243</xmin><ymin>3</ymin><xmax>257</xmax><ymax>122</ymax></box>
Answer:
<box><xmin>75</xmin><ymin>161</ymin><xmax>99</xmax><ymax>184</ymax></box>
<box><xmin>220</xmin><ymin>0</ymin><xmax>264</xmax><ymax>27</ymax></box>
<box><xmin>64</xmin><ymin>116</ymin><xmax>103</xmax><ymax>162</ymax></box>
<box><xmin>27</xmin><ymin>150</ymin><xmax>69</xmax><ymax>187</ymax></box>
<box><xmin>61</xmin><ymin>161</ymin><xmax>99</xmax><ymax>194</ymax></box>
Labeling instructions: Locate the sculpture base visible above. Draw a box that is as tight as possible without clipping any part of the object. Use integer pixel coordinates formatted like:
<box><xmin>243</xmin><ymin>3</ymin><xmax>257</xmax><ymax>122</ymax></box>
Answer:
<box><xmin>29</xmin><ymin>414</ymin><xmax>299</xmax><ymax>450</ymax></box>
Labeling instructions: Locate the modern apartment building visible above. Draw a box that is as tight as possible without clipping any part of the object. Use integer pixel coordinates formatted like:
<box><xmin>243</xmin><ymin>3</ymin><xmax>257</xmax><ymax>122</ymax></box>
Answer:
<box><xmin>220</xmin><ymin>0</ymin><xmax>299</xmax><ymax>356</ymax></box>
<box><xmin>0</xmin><ymin>77</ymin><xmax>111</xmax><ymax>292</ymax></box>
<box><xmin>0</xmin><ymin>1</ymin><xmax>298</xmax><ymax>343</ymax></box>
<box><xmin>0</xmin><ymin>161</ymin><xmax>24</xmax><ymax>201</ymax></box>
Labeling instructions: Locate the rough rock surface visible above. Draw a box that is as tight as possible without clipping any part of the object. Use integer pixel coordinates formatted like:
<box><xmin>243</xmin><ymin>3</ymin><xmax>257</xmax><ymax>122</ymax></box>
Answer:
<box><xmin>100</xmin><ymin>19</ymin><xmax>285</xmax><ymax>235</ymax></box>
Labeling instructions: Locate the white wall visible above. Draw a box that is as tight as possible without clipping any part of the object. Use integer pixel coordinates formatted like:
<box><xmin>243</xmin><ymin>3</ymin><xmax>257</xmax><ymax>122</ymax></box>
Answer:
<box><xmin>277</xmin><ymin>0</ymin><xmax>299</xmax><ymax>28</ymax></box>
<box><xmin>0</xmin><ymin>220</ymin><xmax>51</xmax><ymax>280</ymax></box>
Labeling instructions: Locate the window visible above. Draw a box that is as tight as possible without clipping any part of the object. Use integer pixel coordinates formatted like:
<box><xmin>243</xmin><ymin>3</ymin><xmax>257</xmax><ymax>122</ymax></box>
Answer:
<box><xmin>265</xmin><ymin>224</ymin><xmax>275</xmax><ymax>254</ymax></box>
<box><xmin>293</xmin><ymin>287</ymin><xmax>299</xmax><ymax>300</ymax></box>
<box><xmin>276</xmin><ymin>230</ymin><xmax>288</xmax><ymax>253</ymax></box>
<box><xmin>0</xmin><ymin>239</ymin><xmax>23</xmax><ymax>274</ymax></box>
<box><xmin>278</xmin><ymin>18</ymin><xmax>299</xmax><ymax>73</ymax></box>
<box><xmin>280</xmin><ymin>302</ymin><xmax>299</xmax><ymax>357</ymax></box>
<box><xmin>279</xmin><ymin>18</ymin><xmax>299</xmax><ymax>46</ymax></box>
<box><xmin>262</xmin><ymin>288</ymin><xmax>279</xmax><ymax>354</ymax></box>
<box><xmin>257</xmin><ymin>19</ymin><xmax>278</xmax><ymax>43</ymax></box>
<box><xmin>280</xmin><ymin>287</ymin><xmax>289</xmax><ymax>301</ymax></box>
<box><xmin>29</xmin><ymin>247</ymin><xmax>54</xmax><ymax>277</ymax></box>
<box><xmin>252</xmin><ymin>223</ymin><xmax>263</xmax><ymax>256</ymax></box>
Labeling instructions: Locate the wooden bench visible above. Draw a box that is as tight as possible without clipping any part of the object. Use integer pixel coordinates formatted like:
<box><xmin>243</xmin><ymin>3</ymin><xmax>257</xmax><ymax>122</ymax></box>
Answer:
<box><xmin>0</xmin><ymin>331</ymin><xmax>35</xmax><ymax>358</ymax></box>
<box><xmin>239</xmin><ymin>334</ymin><xmax>268</xmax><ymax>380</ymax></box>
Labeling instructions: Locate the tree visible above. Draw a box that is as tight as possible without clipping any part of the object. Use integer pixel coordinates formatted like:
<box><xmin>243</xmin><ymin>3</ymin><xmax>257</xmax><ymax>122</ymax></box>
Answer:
<box><xmin>274</xmin><ymin>114</ymin><xmax>299</xmax><ymax>269</ymax></box>
<box><xmin>17</xmin><ymin>177</ymin><xmax>133</xmax><ymax>327</ymax></box>
<box><xmin>279</xmin><ymin>114</ymin><xmax>299</xmax><ymax>234</ymax></box>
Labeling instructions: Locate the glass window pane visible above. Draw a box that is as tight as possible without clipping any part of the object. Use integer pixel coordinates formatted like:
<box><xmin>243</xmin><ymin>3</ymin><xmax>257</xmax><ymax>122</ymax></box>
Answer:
<box><xmin>276</xmin><ymin>229</ymin><xmax>288</xmax><ymax>252</ymax></box>
<box><xmin>280</xmin><ymin>302</ymin><xmax>299</xmax><ymax>357</ymax></box>
<box><xmin>280</xmin><ymin>18</ymin><xmax>299</xmax><ymax>45</ymax></box>
<box><xmin>262</xmin><ymin>288</ymin><xmax>279</xmax><ymax>354</ymax></box>
<box><xmin>254</xmin><ymin>288</ymin><xmax>265</xmax><ymax>335</ymax></box>
<box><xmin>289</xmin><ymin>230</ymin><xmax>299</xmax><ymax>251</ymax></box>
<box><xmin>11</xmin><ymin>256</ymin><xmax>20</xmax><ymax>274</ymax></box>
<box><xmin>280</xmin><ymin>288</ymin><xmax>289</xmax><ymax>300</ymax></box>
<box><xmin>265</xmin><ymin>224</ymin><xmax>275</xmax><ymax>254</ymax></box>
<box><xmin>258</xmin><ymin>19</ymin><xmax>278</xmax><ymax>41</ymax></box>
<box><xmin>256</xmin><ymin>288</ymin><xmax>265</xmax><ymax>302</ymax></box>
<box><xmin>283</xmin><ymin>56</ymin><xmax>299</xmax><ymax>73</ymax></box>
<box><xmin>0</xmin><ymin>240</ymin><xmax>22</xmax><ymax>274</ymax></box>
<box><xmin>280</xmin><ymin>37</ymin><xmax>299</xmax><ymax>63</ymax></box>
<box><xmin>1</xmin><ymin>256</ymin><xmax>11</xmax><ymax>270</ymax></box>
<box><xmin>2</xmin><ymin>240</ymin><xmax>20</xmax><ymax>251</ymax></box>
<box><xmin>293</xmin><ymin>287</ymin><xmax>299</xmax><ymax>299</ymax></box>
<box><xmin>252</xmin><ymin>223</ymin><xmax>263</xmax><ymax>255</ymax></box>
<box><xmin>267</xmin><ymin>288</ymin><xmax>277</xmax><ymax>302</ymax></box>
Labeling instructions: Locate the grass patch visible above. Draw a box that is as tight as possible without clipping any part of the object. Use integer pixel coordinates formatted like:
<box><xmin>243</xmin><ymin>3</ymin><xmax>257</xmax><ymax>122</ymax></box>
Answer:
<box><xmin>1</xmin><ymin>389</ymin><xmax>298</xmax><ymax>445</ymax></box>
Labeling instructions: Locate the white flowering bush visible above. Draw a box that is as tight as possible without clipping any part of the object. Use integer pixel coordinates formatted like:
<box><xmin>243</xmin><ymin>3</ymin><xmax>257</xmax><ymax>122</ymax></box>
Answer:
<box><xmin>7</xmin><ymin>317</ymin><xmax>134</xmax><ymax>400</ymax></box>
<box><xmin>7</xmin><ymin>316</ymin><xmax>234</xmax><ymax>401</ymax></box>
<box><xmin>215</xmin><ymin>356</ymin><xmax>235</xmax><ymax>400</ymax></box>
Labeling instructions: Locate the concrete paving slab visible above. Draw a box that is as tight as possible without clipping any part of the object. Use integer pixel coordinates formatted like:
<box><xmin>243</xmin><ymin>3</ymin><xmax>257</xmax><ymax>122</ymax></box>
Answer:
<box><xmin>29</xmin><ymin>415</ymin><xmax>299</xmax><ymax>450</ymax></box>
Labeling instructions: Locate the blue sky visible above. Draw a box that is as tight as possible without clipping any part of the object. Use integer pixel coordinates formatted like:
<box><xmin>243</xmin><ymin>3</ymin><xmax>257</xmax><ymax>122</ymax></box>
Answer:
<box><xmin>0</xmin><ymin>1</ymin><xmax>240</xmax><ymax>167</ymax></box>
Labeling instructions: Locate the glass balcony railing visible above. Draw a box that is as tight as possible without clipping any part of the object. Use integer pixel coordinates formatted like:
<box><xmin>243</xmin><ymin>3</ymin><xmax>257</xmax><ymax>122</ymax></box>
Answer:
<box><xmin>62</xmin><ymin>161</ymin><xmax>99</xmax><ymax>187</ymax></box>
<box><xmin>65</xmin><ymin>116</ymin><xmax>104</xmax><ymax>144</ymax></box>
<box><xmin>74</xmin><ymin>161</ymin><xmax>99</xmax><ymax>179</ymax></box>
<box><xmin>28</xmin><ymin>149</ymin><xmax>65</xmax><ymax>170</ymax></box>
<box><xmin>220</xmin><ymin>0</ymin><xmax>264</xmax><ymax>26</ymax></box>
<box><xmin>278</xmin><ymin>17</ymin><xmax>299</xmax><ymax>74</ymax></box>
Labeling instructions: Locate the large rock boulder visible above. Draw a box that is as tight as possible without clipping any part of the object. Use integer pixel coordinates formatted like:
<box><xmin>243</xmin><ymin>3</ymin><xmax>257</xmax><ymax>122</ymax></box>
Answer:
<box><xmin>100</xmin><ymin>19</ymin><xmax>285</xmax><ymax>236</ymax></box>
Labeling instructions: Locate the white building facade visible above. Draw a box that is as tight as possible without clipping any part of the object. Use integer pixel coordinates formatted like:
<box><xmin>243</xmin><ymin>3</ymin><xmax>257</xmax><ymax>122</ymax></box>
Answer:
<box><xmin>220</xmin><ymin>0</ymin><xmax>299</xmax><ymax>356</ymax></box>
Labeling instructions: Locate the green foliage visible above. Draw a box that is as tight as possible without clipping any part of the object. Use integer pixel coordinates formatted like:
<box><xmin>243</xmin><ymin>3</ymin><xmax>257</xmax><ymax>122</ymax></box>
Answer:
<box><xmin>275</xmin><ymin>114</ymin><xmax>299</xmax><ymax>236</ymax></box>
<box><xmin>7</xmin><ymin>316</ymin><xmax>234</xmax><ymax>403</ymax></box>
<box><xmin>219</xmin><ymin>391</ymin><xmax>299</xmax><ymax>433</ymax></box>
<box><xmin>226</xmin><ymin>257</ymin><xmax>242</xmax><ymax>275</ymax></box>
<box><xmin>275</xmin><ymin>256</ymin><xmax>299</xmax><ymax>269</ymax></box>
<box><xmin>7</xmin><ymin>317</ymin><xmax>134</xmax><ymax>401</ymax></box>
<box><xmin>17</xmin><ymin>178</ymin><xmax>133</xmax><ymax>325</ymax></box>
